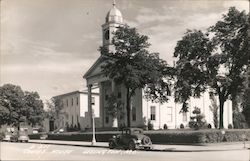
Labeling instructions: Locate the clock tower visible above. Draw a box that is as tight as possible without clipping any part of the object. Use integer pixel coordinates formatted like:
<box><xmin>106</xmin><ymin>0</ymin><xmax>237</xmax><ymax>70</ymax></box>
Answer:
<box><xmin>102</xmin><ymin>0</ymin><xmax>123</xmax><ymax>49</ymax></box>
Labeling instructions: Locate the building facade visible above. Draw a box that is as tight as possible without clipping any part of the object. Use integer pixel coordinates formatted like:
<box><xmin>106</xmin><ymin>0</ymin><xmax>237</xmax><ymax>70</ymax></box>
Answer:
<box><xmin>53</xmin><ymin>89</ymin><xmax>100</xmax><ymax>130</ymax></box>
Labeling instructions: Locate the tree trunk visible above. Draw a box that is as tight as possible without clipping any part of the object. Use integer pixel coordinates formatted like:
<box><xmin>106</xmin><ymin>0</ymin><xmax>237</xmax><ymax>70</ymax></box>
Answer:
<box><xmin>219</xmin><ymin>97</ymin><xmax>225</xmax><ymax>129</ymax></box>
<box><xmin>126</xmin><ymin>87</ymin><xmax>131</xmax><ymax>127</ymax></box>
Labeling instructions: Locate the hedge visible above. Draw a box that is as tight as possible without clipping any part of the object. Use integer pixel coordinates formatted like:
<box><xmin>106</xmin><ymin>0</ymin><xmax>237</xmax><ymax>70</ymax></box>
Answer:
<box><xmin>28</xmin><ymin>129</ymin><xmax>250</xmax><ymax>144</ymax></box>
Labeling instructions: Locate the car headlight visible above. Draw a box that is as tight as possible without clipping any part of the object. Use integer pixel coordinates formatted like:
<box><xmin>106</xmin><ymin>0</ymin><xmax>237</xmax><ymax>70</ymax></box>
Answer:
<box><xmin>136</xmin><ymin>139</ymin><xmax>142</xmax><ymax>143</ymax></box>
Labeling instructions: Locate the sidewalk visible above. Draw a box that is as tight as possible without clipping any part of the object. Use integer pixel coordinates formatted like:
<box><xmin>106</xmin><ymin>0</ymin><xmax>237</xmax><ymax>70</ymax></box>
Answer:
<box><xmin>29</xmin><ymin>140</ymin><xmax>250</xmax><ymax>152</ymax></box>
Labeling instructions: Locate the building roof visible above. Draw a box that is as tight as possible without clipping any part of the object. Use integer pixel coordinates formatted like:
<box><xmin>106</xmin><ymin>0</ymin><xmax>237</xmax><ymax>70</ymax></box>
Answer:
<box><xmin>53</xmin><ymin>90</ymin><xmax>99</xmax><ymax>99</ymax></box>
<box><xmin>105</xmin><ymin>1</ymin><xmax>123</xmax><ymax>23</ymax></box>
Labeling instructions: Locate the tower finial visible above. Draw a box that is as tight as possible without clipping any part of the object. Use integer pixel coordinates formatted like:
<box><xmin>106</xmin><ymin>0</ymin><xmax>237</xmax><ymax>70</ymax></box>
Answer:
<box><xmin>113</xmin><ymin>0</ymin><xmax>116</xmax><ymax>7</ymax></box>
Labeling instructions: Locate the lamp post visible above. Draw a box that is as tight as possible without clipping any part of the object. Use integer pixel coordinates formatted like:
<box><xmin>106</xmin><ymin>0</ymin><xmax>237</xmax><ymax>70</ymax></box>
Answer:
<box><xmin>91</xmin><ymin>108</ymin><xmax>96</xmax><ymax>145</ymax></box>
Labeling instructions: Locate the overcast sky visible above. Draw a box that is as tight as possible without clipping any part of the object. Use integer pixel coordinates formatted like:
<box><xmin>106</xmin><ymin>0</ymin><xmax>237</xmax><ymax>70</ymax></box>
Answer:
<box><xmin>0</xmin><ymin>0</ymin><xmax>249</xmax><ymax>102</ymax></box>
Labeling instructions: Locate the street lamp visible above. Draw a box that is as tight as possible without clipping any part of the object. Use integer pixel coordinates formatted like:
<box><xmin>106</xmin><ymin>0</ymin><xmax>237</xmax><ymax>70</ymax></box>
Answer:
<box><xmin>91</xmin><ymin>108</ymin><xmax>96</xmax><ymax>146</ymax></box>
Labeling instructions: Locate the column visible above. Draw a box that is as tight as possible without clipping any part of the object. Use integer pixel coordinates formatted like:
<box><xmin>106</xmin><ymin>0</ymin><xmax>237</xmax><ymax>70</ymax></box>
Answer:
<box><xmin>88</xmin><ymin>84</ymin><xmax>93</xmax><ymax>127</ymax></box>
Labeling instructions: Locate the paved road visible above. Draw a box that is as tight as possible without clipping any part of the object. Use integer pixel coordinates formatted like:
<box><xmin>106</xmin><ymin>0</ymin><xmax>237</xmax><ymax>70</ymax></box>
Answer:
<box><xmin>1</xmin><ymin>142</ymin><xmax>250</xmax><ymax>161</ymax></box>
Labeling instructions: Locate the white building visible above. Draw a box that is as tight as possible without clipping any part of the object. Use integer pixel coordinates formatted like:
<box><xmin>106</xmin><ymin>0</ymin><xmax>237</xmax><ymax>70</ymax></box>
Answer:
<box><xmin>53</xmin><ymin>89</ymin><xmax>100</xmax><ymax>130</ymax></box>
<box><xmin>82</xmin><ymin>2</ymin><xmax>233</xmax><ymax>130</ymax></box>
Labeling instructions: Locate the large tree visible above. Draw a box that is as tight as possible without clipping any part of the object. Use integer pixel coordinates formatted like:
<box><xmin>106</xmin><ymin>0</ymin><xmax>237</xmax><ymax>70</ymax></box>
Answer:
<box><xmin>24</xmin><ymin>91</ymin><xmax>44</xmax><ymax>126</ymax></box>
<box><xmin>100</xmin><ymin>25</ymin><xmax>172</xmax><ymax>127</ymax></box>
<box><xmin>174</xmin><ymin>7</ymin><xmax>249</xmax><ymax>129</ymax></box>
<box><xmin>0</xmin><ymin>84</ymin><xmax>45</xmax><ymax>129</ymax></box>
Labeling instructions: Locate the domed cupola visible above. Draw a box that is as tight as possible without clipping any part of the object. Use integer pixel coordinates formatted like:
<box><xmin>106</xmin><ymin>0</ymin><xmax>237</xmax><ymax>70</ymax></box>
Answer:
<box><xmin>105</xmin><ymin>1</ymin><xmax>123</xmax><ymax>23</ymax></box>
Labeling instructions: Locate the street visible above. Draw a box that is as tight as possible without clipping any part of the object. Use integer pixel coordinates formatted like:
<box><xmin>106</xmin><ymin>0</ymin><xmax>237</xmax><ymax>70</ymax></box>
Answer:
<box><xmin>1</xmin><ymin>142</ymin><xmax>250</xmax><ymax>161</ymax></box>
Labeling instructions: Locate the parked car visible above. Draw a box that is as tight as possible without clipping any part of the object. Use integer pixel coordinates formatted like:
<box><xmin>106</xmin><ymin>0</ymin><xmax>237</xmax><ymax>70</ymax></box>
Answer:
<box><xmin>108</xmin><ymin>128</ymin><xmax>152</xmax><ymax>150</ymax></box>
<box><xmin>39</xmin><ymin>132</ymin><xmax>48</xmax><ymax>140</ymax></box>
<box><xmin>3</xmin><ymin>132</ymin><xmax>12</xmax><ymax>142</ymax></box>
<box><xmin>18</xmin><ymin>131</ymin><xmax>29</xmax><ymax>142</ymax></box>
<box><xmin>32</xmin><ymin>128</ymin><xmax>39</xmax><ymax>134</ymax></box>
<box><xmin>51</xmin><ymin>128</ymin><xmax>64</xmax><ymax>134</ymax></box>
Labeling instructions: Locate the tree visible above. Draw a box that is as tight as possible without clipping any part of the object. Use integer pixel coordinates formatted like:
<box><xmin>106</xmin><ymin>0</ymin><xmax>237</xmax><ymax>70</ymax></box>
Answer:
<box><xmin>242</xmin><ymin>88</ymin><xmax>250</xmax><ymax>127</ymax></box>
<box><xmin>100</xmin><ymin>25</ymin><xmax>172</xmax><ymax>127</ymax></box>
<box><xmin>0</xmin><ymin>84</ymin><xmax>45</xmax><ymax>129</ymax></box>
<box><xmin>106</xmin><ymin>93</ymin><xmax>124</xmax><ymax>128</ymax></box>
<box><xmin>45</xmin><ymin>97</ymin><xmax>64</xmax><ymax>121</ymax></box>
<box><xmin>174</xmin><ymin>7</ymin><xmax>249</xmax><ymax>129</ymax></box>
<box><xmin>189</xmin><ymin>107</ymin><xmax>207</xmax><ymax>130</ymax></box>
<box><xmin>24</xmin><ymin>91</ymin><xmax>44</xmax><ymax>127</ymax></box>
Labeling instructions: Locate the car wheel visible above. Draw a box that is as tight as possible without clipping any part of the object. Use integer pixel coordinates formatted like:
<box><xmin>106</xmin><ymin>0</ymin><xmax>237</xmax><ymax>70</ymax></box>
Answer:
<box><xmin>128</xmin><ymin>141</ymin><xmax>136</xmax><ymax>150</ymax></box>
<box><xmin>109</xmin><ymin>141</ymin><xmax>115</xmax><ymax>149</ymax></box>
<box><xmin>142</xmin><ymin>137</ymin><xmax>151</xmax><ymax>145</ymax></box>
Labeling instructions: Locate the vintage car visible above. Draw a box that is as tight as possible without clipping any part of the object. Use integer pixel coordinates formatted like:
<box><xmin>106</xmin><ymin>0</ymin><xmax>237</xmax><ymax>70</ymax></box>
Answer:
<box><xmin>2</xmin><ymin>132</ymin><xmax>12</xmax><ymax>142</ymax></box>
<box><xmin>108</xmin><ymin>128</ymin><xmax>152</xmax><ymax>150</ymax></box>
<box><xmin>18</xmin><ymin>131</ymin><xmax>29</xmax><ymax>142</ymax></box>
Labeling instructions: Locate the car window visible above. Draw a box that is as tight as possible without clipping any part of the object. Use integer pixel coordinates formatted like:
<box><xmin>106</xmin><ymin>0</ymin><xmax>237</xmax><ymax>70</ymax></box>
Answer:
<box><xmin>19</xmin><ymin>131</ymin><xmax>27</xmax><ymax>135</ymax></box>
<box><xmin>133</xmin><ymin>130</ymin><xmax>142</xmax><ymax>134</ymax></box>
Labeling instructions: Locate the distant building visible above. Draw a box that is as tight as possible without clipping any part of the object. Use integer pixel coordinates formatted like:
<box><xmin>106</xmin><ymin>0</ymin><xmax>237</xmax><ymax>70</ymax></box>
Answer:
<box><xmin>53</xmin><ymin>89</ymin><xmax>100</xmax><ymax>130</ymax></box>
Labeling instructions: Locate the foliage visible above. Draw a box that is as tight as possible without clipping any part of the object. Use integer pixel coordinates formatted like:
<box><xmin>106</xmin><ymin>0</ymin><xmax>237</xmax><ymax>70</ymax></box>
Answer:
<box><xmin>147</xmin><ymin>120</ymin><xmax>154</xmax><ymax>130</ymax></box>
<box><xmin>100</xmin><ymin>25</ymin><xmax>172</xmax><ymax>127</ymax></box>
<box><xmin>105</xmin><ymin>93</ymin><xmax>124</xmax><ymax>118</ymax></box>
<box><xmin>242</xmin><ymin>88</ymin><xmax>250</xmax><ymax>127</ymax></box>
<box><xmin>233</xmin><ymin>112</ymin><xmax>248</xmax><ymax>129</ymax></box>
<box><xmin>163</xmin><ymin>124</ymin><xmax>168</xmax><ymax>130</ymax></box>
<box><xmin>228</xmin><ymin>124</ymin><xmax>233</xmax><ymax>129</ymax></box>
<box><xmin>45</xmin><ymin>97</ymin><xmax>64</xmax><ymax>121</ymax></box>
<box><xmin>173</xmin><ymin>7</ymin><xmax>250</xmax><ymax>128</ymax></box>
<box><xmin>189</xmin><ymin>107</ymin><xmax>207</xmax><ymax>130</ymax></box>
<box><xmin>0</xmin><ymin>84</ymin><xmax>44</xmax><ymax>128</ymax></box>
<box><xmin>209</xmin><ymin>92</ymin><xmax>219</xmax><ymax>128</ymax></box>
<box><xmin>24</xmin><ymin>91</ymin><xmax>44</xmax><ymax>126</ymax></box>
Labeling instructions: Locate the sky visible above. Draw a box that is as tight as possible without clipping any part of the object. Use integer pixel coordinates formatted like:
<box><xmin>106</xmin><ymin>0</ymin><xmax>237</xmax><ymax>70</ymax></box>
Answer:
<box><xmin>0</xmin><ymin>0</ymin><xmax>249</xmax><ymax>103</ymax></box>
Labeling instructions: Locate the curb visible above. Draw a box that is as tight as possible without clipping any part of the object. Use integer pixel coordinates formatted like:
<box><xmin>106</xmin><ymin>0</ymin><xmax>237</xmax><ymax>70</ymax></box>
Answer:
<box><xmin>27</xmin><ymin>141</ymin><xmax>248</xmax><ymax>153</ymax></box>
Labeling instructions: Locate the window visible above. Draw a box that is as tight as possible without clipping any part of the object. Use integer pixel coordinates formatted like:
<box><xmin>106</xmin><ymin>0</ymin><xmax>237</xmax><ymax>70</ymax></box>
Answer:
<box><xmin>182</xmin><ymin>112</ymin><xmax>187</xmax><ymax>122</ymax></box>
<box><xmin>132</xmin><ymin>106</ymin><xmax>136</xmax><ymax>121</ymax></box>
<box><xmin>91</xmin><ymin>97</ymin><xmax>95</xmax><ymax>105</ymax></box>
<box><xmin>76</xmin><ymin>97</ymin><xmax>79</xmax><ymax>105</ymax></box>
<box><xmin>150</xmin><ymin>106</ymin><xmax>156</xmax><ymax>121</ymax></box>
<box><xmin>72</xmin><ymin>98</ymin><xmax>73</xmax><ymax>106</ymax></box>
<box><xmin>167</xmin><ymin>107</ymin><xmax>172</xmax><ymax>122</ymax></box>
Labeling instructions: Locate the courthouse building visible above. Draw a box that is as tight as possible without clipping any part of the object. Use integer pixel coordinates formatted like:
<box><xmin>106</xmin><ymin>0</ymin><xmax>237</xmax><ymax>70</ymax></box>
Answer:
<box><xmin>54</xmin><ymin>2</ymin><xmax>233</xmax><ymax>131</ymax></box>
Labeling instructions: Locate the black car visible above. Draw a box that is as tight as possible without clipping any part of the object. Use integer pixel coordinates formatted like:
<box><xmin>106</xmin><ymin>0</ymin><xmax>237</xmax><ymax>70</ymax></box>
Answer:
<box><xmin>108</xmin><ymin>128</ymin><xmax>152</xmax><ymax>150</ymax></box>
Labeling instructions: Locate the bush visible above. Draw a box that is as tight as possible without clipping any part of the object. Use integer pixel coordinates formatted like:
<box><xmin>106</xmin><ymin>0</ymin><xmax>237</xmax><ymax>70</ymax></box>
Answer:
<box><xmin>148</xmin><ymin>121</ymin><xmax>154</xmax><ymax>130</ymax></box>
<box><xmin>32</xmin><ymin>129</ymin><xmax>250</xmax><ymax>144</ymax></box>
<box><xmin>189</xmin><ymin>107</ymin><xmax>207</xmax><ymax>130</ymax></box>
<box><xmin>145</xmin><ymin>129</ymin><xmax>250</xmax><ymax>144</ymax></box>
<box><xmin>233</xmin><ymin>112</ymin><xmax>248</xmax><ymax>129</ymax></box>
<box><xmin>180</xmin><ymin>124</ymin><xmax>184</xmax><ymax>129</ymax></box>
<box><xmin>163</xmin><ymin>124</ymin><xmax>168</xmax><ymax>130</ymax></box>
<box><xmin>228</xmin><ymin>124</ymin><xmax>233</xmax><ymax>129</ymax></box>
